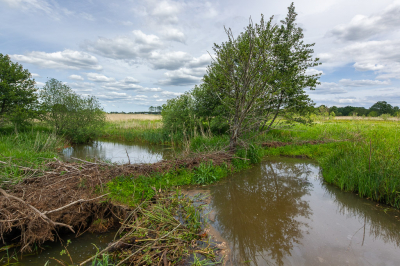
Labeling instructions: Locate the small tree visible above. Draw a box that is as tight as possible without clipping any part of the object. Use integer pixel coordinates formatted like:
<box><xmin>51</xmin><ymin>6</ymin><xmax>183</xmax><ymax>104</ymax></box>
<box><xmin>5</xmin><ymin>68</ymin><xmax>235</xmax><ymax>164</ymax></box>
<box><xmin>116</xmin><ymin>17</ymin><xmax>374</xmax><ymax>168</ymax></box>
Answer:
<box><xmin>40</xmin><ymin>78</ymin><xmax>106</xmax><ymax>143</ymax></box>
<box><xmin>205</xmin><ymin>3</ymin><xmax>320</xmax><ymax>150</ymax></box>
<box><xmin>0</xmin><ymin>54</ymin><xmax>40</xmax><ymax>128</ymax></box>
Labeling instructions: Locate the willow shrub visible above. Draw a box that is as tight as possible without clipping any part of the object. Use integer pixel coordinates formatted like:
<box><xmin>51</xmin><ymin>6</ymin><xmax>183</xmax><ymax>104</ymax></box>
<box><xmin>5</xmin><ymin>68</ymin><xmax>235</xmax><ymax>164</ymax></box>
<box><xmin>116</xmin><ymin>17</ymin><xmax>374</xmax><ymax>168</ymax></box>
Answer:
<box><xmin>40</xmin><ymin>79</ymin><xmax>106</xmax><ymax>143</ymax></box>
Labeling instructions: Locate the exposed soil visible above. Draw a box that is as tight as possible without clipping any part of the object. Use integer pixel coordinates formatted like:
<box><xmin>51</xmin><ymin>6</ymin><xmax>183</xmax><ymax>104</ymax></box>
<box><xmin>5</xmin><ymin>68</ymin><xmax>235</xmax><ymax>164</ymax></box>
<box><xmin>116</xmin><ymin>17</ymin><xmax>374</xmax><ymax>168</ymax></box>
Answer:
<box><xmin>0</xmin><ymin>151</ymin><xmax>233</xmax><ymax>252</ymax></box>
<box><xmin>261</xmin><ymin>140</ymin><xmax>328</xmax><ymax>148</ymax></box>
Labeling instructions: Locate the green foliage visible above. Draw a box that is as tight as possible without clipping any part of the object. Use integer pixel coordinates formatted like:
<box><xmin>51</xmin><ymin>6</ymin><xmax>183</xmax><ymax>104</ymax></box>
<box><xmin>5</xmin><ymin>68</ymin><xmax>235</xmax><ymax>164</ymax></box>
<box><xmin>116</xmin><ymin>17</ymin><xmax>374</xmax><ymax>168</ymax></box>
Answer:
<box><xmin>368</xmin><ymin>111</ymin><xmax>378</xmax><ymax>117</ymax></box>
<box><xmin>0</xmin><ymin>54</ymin><xmax>40</xmax><ymax>128</ymax></box>
<box><xmin>193</xmin><ymin>161</ymin><xmax>228</xmax><ymax>185</ymax></box>
<box><xmin>163</xmin><ymin>3</ymin><xmax>320</xmax><ymax>151</ymax></box>
<box><xmin>0</xmin><ymin>126</ymin><xmax>65</xmax><ymax>185</ymax></box>
<box><xmin>380</xmin><ymin>114</ymin><xmax>391</xmax><ymax>120</ymax></box>
<box><xmin>161</xmin><ymin>92</ymin><xmax>197</xmax><ymax>139</ymax></box>
<box><xmin>370</xmin><ymin>101</ymin><xmax>395</xmax><ymax>116</ymax></box>
<box><xmin>260</xmin><ymin>120</ymin><xmax>400</xmax><ymax>209</ymax></box>
<box><xmin>40</xmin><ymin>78</ymin><xmax>106</xmax><ymax>143</ymax></box>
<box><xmin>107</xmin><ymin>162</ymin><xmax>230</xmax><ymax>205</ymax></box>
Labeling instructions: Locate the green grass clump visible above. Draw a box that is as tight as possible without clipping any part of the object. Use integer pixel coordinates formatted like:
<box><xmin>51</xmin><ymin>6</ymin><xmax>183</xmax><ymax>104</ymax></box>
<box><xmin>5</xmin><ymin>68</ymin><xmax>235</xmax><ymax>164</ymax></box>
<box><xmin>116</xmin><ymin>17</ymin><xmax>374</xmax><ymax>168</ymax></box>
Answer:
<box><xmin>0</xmin><ymin>126</ymin><xmax>65</xmax><ymax>184</ymax></box>
<box><xmin>107</xmin><ymin>162</ymin><xmax>230</xmax><ymax>205</ymax></box>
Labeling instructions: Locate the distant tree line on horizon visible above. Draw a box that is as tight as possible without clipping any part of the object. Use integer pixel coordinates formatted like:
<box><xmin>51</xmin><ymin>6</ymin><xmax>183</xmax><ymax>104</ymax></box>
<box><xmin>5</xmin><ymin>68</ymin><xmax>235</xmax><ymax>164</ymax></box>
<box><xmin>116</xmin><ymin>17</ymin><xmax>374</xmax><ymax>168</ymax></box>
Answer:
<box><xmin>108</xmin><ymin>106</ymin><xmax>162</xmax><ymax>114</ymax></box>
<box><xmin>315</xmin><ymin>101</ymin><xmax>400</xmax><ymax>117</ymax></box>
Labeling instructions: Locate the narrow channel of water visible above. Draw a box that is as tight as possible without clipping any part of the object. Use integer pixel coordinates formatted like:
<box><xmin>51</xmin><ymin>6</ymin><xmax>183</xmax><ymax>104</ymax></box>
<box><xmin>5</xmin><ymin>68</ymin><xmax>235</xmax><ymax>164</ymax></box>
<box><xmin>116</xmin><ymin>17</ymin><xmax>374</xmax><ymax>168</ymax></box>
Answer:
<box><xmin>62</xmin><ymin>139</ymin><xmax>176</xmax><ymax>164</ymax></box>
<box><xmin>5</xmin><ymin>141</ymin><xmax>400</xmax><ymax>266</ymax></box>
<box><xmin>196</xmin><ymin>157</ymin><xmax>400</xmax><ymax>266</ymax></box>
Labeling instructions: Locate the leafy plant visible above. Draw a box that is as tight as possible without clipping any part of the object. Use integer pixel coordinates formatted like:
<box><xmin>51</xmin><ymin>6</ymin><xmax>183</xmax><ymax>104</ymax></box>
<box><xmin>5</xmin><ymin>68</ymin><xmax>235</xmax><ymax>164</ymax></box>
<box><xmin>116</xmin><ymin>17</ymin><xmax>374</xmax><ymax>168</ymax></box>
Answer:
<box><xmin>40</xmin><ymin>78</ymin><xmax>106</xmax><ymax>143</ymax></box>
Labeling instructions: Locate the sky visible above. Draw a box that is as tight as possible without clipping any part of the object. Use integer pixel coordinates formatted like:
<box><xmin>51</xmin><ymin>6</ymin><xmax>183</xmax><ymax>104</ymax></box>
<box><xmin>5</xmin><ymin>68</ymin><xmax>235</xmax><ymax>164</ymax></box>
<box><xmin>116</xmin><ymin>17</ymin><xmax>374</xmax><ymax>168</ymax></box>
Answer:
<box><xmin>1</xmin><ymin>0</ymin><xmax>400</xmax><ymax>112</ymax></box>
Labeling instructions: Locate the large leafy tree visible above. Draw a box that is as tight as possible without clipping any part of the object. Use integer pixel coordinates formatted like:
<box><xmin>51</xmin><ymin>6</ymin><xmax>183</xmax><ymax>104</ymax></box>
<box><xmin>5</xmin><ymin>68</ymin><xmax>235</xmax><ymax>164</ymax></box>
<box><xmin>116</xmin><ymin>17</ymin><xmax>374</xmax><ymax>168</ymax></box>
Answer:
<box><xmin>369</xmin><ymin>101</ymin><xmax>394</xmax><ymax>115</ymax></box>
<box><xmin>204</xmin><ymin>3</ymin><xmax>321</xmax><ymax>150</ymax></box>
<box><xmin>0</xmin><ymin>54</ymin><xmax>39</xmax><ymax>127</ymax></box>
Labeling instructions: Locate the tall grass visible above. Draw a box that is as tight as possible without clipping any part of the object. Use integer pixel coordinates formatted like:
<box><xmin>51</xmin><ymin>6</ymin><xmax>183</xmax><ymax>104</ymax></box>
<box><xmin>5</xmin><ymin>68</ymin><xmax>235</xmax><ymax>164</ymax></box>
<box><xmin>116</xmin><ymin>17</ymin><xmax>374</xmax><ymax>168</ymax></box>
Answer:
<box><xmin>0</xmin><ymin>126</ymin><xmax>65</xmax><ymax>184</ymax></box>
<box><xmin>101</xmin><ymin>119</ymin><xmax>171</xmax><ymax>144</ymax></box>
<box><xmin>261</xmin><ymin>120</ymin><xmax>400</xmax><ymax>208</ymax></box>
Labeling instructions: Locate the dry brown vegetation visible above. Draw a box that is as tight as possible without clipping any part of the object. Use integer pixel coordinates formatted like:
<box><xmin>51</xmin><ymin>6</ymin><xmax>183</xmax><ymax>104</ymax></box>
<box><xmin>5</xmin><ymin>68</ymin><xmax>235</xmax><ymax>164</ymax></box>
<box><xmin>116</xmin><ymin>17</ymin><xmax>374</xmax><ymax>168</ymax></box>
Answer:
<box><xmin>0</xmin><ymin>152</ymin><xmax>233</xmax><ymax>252</ymax></box>
<box><xmin>106</xmin><ymin>114</ymin><xmax>162</xmax><ymax>121</ymax></box>
<box><xmin>334</xmin><ymin>116</ymin><xmax>400</xmax><ymax>121</ymax></box>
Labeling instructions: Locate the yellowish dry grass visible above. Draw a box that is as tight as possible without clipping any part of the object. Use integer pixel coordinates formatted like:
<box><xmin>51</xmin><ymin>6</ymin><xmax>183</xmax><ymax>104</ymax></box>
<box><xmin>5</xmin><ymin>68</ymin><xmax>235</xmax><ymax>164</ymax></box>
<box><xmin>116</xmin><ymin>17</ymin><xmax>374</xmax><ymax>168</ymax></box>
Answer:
<box><xmin>334</xmin><ymin>116</ymin><xmax>400</xmax><ymax>121</ymax></box>
<box><xmin>106</xmin><ymin>114</ymin><xmax>162</xmax><ymax>121</ymax></box>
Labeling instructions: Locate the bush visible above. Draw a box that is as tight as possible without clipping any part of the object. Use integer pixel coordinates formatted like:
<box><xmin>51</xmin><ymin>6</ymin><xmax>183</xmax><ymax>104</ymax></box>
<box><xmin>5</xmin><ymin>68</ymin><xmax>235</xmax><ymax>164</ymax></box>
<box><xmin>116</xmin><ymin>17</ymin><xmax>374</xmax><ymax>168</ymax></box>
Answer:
<box><xmin>40</xmin><ymin>78</ymin><xmax>106</xmax><ymax>143</ymax></box>
<box><xmin>380</xmin><ymin>114</ymin><xmax>391</xmax><ymax>121</ymax></box>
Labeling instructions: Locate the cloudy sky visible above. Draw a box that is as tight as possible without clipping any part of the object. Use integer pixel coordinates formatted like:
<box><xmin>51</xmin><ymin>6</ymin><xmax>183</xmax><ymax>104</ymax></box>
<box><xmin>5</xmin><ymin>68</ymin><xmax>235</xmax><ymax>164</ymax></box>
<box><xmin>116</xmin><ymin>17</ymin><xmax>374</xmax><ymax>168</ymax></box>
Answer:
<box><xmin>1</xmin><ymin>0</ymin><xmax>400</xmax><ymax>111</ymax></box>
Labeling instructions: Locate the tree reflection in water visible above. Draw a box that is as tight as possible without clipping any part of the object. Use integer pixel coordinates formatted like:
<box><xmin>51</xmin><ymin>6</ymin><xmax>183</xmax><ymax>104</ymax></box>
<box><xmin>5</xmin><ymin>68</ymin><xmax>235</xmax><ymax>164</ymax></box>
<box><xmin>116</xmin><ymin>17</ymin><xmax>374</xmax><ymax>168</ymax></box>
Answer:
<box><xmin>210</xmin><ymin>160</ymin><xmax>314</xmax><ymax>266</ymax></box>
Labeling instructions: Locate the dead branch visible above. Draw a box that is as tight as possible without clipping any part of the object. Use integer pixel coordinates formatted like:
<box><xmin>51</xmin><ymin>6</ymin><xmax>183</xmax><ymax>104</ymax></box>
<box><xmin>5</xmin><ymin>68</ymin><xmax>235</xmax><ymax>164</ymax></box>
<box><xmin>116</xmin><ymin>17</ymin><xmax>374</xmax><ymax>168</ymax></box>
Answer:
<box><xmin>0</xmin><ymin>188</ymin><xmax>75</xmax><ymax>233</ymax></box>
<box><xmin>43</xmin><ymin>193</ymin><xmax>110</xmax><ymax>215</ymax></box>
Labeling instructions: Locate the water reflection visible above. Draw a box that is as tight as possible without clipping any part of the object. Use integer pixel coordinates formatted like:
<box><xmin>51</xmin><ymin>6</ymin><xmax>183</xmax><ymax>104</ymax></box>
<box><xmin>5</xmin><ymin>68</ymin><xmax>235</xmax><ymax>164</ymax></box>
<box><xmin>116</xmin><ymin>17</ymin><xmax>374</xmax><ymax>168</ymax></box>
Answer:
<box><xmin>211</xmin><ymin>160</ymin><xmax>313</xmax><ymax>265</ymax></box>
<box><xmin>62</xmin><ymin>139</ymin><xmax>175</xmax><ymax>164</ymax></box>
<box><xmin>208</xmin><ymin>158</ymin><xmax>400</xmax><ymax>266</ymax></box>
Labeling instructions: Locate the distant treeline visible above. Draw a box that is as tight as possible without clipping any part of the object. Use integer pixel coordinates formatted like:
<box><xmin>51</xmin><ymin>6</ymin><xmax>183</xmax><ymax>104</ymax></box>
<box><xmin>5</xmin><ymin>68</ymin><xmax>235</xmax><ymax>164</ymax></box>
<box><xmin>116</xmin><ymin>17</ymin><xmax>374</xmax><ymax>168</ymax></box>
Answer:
<box><xmin>108</xmin><ymin>106</ymin><xmax>162</xmax><ymax>115</ymax></box>
<box><xmin>108</xmin><ymin>111</ymin><xmax>161</xmax><ymax>115</ymax></box>
<box><xmin>316</xmin><ymin>101</ymin><xmax>400</xmax><ymax>117</ymax></box>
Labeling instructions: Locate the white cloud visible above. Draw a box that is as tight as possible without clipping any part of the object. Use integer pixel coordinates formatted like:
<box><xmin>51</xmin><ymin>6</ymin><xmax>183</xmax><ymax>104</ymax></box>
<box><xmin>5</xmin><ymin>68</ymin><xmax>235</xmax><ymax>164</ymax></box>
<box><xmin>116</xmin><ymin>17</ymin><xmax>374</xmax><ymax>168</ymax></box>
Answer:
<box><xmin>306</xmin><ymin>69</ymin><xmax>324</xmax><ymax>76</ymax></box>
<box><xmin>135</xmin><ymin>87</ymin><xmax>163</xmax><ymax>92</ymax></box>
<box><xmin>319</xmin><ymin>40</ymin><xmax>400</xmax><ymax>79</ymax></box>
<box><xmin>83</xmin><ymin>30</ymin><xmax>163</xmax><ymax>60</ymax></box>
<box><xmin>97</xmin><ymin>91</ymin><xmax>131</xmax><ymax>101</ymax></box>
<box><xmin>11</xmin><ymin>49</ymin><xmax>102</xmax><ymax>70</ymax></box>
<box><xmin>310</xmin><ymin>82</ymin><xmax>347</xmax><ymax>94</ymax></box>
<box><xmin>161</xmin><ymin>90</ymin><xmax>183</xmax><ymax>97</ymax></box>
<box><xmin>339</xmin><ymin>79</ymin><xmax>390</xmax><ymax>87</ymax></box>
<box><xmin>330</xmin><ymin>2</ymin><xmax>400</xmax><ymax>41</ymax></box>
<box><xmin>31</xmin><ymin>73</ymin><xmax>41</xmax><ymax>78</ymax></box>
<box><xmin>69</xmin><ymin>74</ymin><xmax>84</xmax><ymax>81</ymax></box>
<box><xmin>148</xmin><ymin>0</ymin><xmax>182</xmax><ymax>24</ymax></box>
<box><xmin>1</xmin><ymin>0</ymin><xmax>53</xmax><ymax>14</ymax></box>
<box><xmin>87</xmin><ymin>73</ymin><xmax>115</xmax><ymax>82</ymax></box>
<box><xmin>149</xmin><ymin>51</ymin><xmax>192</xmax><ymax>70</ymax></box>
<box><xmin>68</xmin><ymin>82</ymin><xmax>95</xmax><ymax>92</ymax></box>
<box><xmin>158</xmin><ymin>67</ymin><xmax>205</xmax><ymax>86</ymax></box>
<box><xmin>186</xmin><ymin>54</ymin><xmax>211</xmax><ymax>68</ymax></box>
<box><xmin>162</xmin><ymin>28</ymin><xmax>186</xmax><ymax>43</ymax></box>
<box><xmin>123</xmin><ymin>77</ymin><xmax>139</xmax><ymax>84</ymax></box>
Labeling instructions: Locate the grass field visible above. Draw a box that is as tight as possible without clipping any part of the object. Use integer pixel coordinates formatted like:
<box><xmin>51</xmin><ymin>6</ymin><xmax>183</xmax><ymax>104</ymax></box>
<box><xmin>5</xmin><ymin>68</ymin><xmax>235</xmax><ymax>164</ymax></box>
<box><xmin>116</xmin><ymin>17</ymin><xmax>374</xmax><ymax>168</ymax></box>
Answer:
<box><xmin>106</xmin><ymin>114</ymin><xmax>162</xmax><ymax>121</ymax></box>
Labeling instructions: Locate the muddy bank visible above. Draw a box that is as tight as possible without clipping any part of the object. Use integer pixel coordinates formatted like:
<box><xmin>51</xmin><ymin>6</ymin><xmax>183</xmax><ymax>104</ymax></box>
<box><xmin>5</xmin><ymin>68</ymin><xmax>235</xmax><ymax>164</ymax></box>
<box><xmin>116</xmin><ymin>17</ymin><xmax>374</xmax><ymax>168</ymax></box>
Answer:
<box><xmin>0</xmin><ymin>151</ymin><xmax>233</xmax><ymax>253</ymax></box>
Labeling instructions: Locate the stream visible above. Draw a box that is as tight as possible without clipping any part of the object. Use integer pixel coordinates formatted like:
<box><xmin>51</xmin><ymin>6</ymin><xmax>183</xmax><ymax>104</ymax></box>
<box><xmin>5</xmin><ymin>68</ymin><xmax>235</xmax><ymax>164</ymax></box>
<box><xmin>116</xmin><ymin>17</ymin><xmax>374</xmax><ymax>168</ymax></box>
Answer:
<box><xmin>4</xmin><ymin>141</ymin><xmax>400</xmax><ymax>265</ymax></box>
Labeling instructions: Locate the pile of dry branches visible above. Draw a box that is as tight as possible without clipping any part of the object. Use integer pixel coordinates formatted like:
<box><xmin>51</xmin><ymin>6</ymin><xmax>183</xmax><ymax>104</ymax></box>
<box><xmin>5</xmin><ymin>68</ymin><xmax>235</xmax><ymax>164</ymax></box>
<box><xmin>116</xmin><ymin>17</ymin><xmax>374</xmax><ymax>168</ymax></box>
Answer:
<box><xmin>0</xmin><ymin>152</ymin><xmax>233</xmax><ymax>252</ymax></box>
<box><xmin>80</xmin><ymin>192</ymin><xmax>219</xmax><ymax>266</ymax></box>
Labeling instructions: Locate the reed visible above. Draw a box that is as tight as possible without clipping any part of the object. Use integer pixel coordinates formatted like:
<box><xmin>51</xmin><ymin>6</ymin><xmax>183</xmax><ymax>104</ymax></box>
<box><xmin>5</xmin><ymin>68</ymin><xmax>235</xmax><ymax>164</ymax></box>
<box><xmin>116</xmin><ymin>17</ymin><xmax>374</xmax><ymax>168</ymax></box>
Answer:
<box><xmin>261</xmin><ymin>120</ymin><xmax>400</xmax><ymax>208</ymax></box>
<box><xmin>0</xmin><ymin>126</ymin><xmax>65</xmax><ymax>184</ymax></box>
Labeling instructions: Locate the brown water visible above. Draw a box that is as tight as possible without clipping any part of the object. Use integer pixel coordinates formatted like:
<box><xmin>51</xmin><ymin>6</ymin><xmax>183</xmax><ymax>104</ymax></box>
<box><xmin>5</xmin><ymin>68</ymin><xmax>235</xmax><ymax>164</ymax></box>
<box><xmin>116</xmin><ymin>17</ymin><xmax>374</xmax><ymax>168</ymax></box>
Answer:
<box><xmin>62</xmin><ymin>139</ymin><xmax>175</xmax><ymax>164</ymax></box>
<box><xmin>196</xmin><ymin>157</ymin><xmax>400</xmax><ymax>266</ymax></box>
<box><xmin>4</xmin><ymin>149</ymin><xmax>400</xmax><ymax>266</ymax></box>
